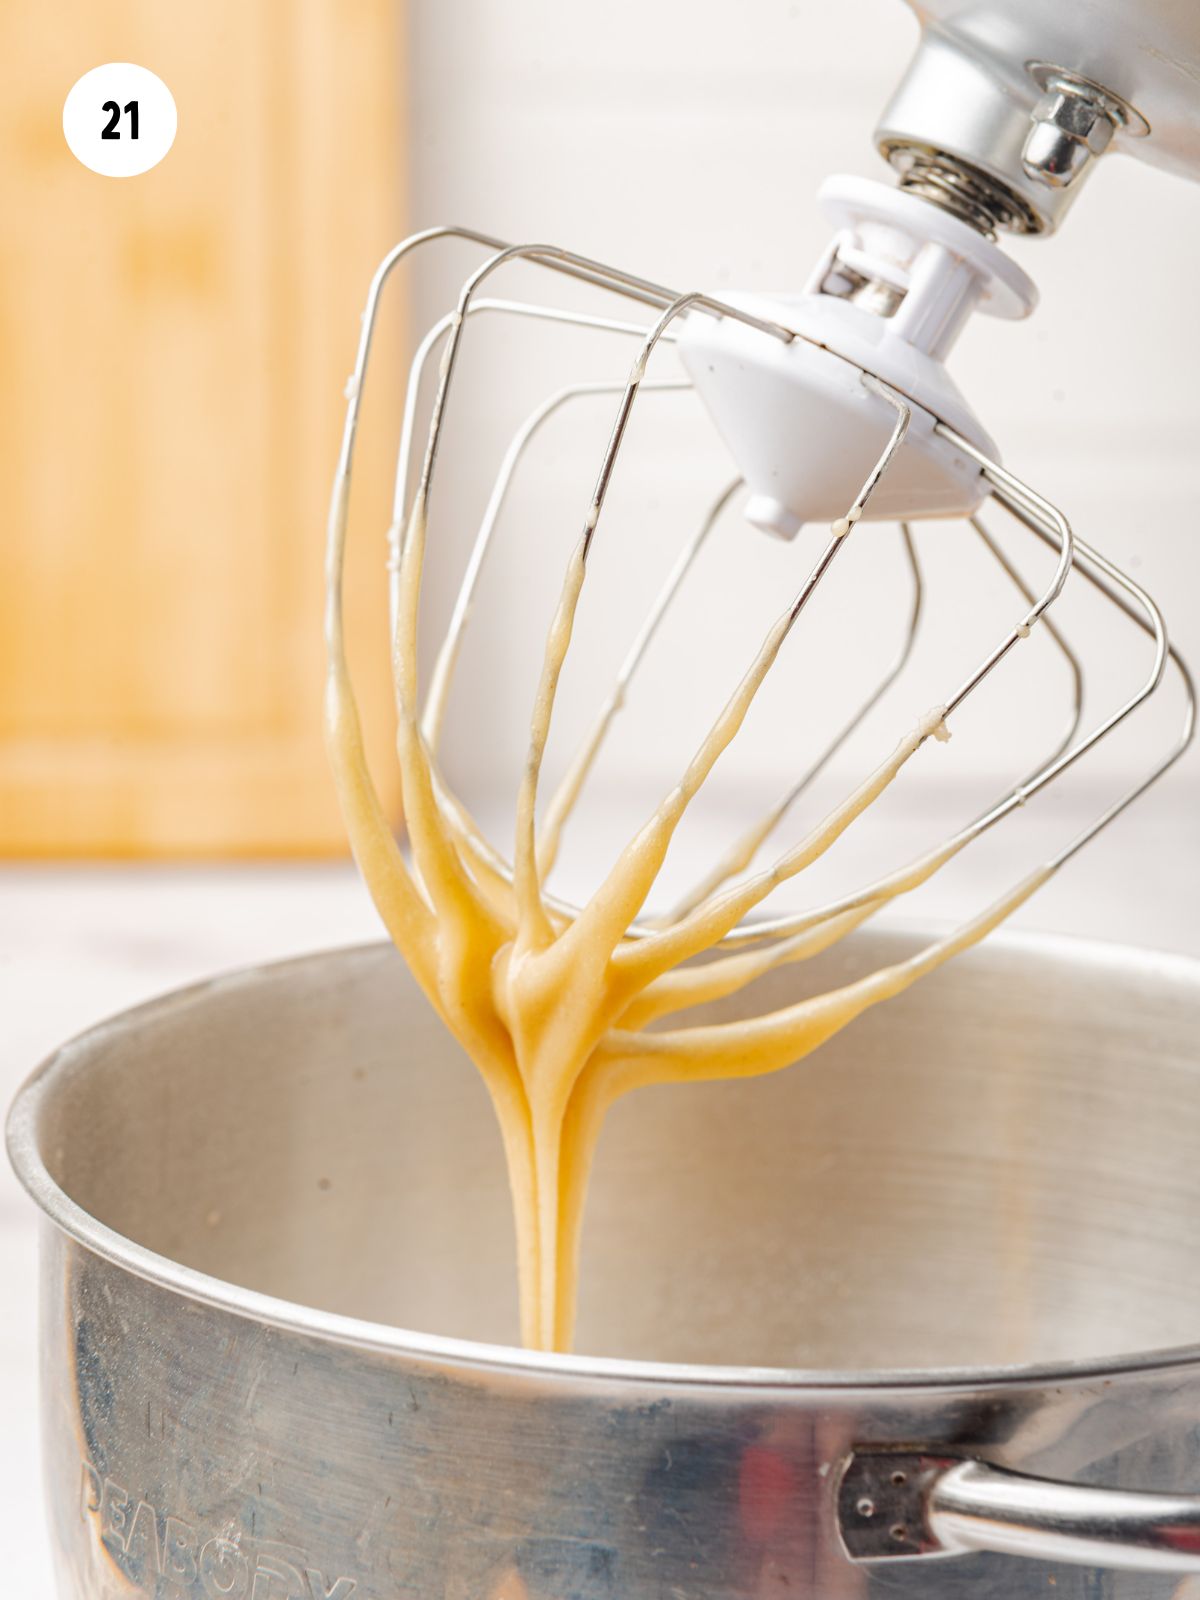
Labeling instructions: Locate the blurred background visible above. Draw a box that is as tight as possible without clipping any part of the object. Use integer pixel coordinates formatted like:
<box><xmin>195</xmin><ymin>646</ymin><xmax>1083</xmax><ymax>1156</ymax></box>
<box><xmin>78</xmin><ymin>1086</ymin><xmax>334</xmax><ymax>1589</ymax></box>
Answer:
<box><xmin>3</xmin><ymin>0</ymin><xmax>1198</xmax><ymax>1585</ymax></box>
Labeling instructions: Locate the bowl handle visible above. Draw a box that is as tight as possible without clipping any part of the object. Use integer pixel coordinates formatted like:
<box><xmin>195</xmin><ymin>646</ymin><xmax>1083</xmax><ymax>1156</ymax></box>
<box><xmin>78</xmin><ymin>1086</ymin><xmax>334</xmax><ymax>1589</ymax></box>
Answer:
<box><xmin>838</xmin><ymin>1450</ymin><xmax>1200</xmax><ymax>1573</ymax></box>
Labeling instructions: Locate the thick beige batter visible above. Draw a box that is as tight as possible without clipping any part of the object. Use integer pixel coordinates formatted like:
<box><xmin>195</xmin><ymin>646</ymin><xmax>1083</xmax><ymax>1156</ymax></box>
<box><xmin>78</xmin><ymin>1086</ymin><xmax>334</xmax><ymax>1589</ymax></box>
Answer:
<box><xmin>326</xmin><ymin>493</ymin><xmax>1047</xmax><ymax>1352</ymax></box>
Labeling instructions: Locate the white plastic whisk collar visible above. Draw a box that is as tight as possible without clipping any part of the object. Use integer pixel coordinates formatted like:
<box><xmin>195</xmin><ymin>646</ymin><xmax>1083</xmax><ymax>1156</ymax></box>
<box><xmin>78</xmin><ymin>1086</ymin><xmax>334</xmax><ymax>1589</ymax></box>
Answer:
<box><xmin>677</xmin><ymin>176</ymin><xmax>1037</xmax><ymax>537</ymax></box>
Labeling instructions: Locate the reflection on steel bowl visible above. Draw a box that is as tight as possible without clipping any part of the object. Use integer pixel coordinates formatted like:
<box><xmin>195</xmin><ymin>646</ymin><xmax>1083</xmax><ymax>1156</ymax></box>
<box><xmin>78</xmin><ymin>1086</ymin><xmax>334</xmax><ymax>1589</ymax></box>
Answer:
<box><xmin>9</xmin><ymin>929</ymin><xmax>1200</xmax><ymax>1598</ymax></box>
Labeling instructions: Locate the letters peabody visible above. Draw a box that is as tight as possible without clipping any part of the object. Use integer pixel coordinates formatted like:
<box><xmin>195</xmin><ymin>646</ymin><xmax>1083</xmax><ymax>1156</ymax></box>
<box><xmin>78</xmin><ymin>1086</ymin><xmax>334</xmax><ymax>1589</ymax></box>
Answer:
<box><xmin>82</xmin><ymin>1460</ymin><xmax>357</xmax><ymax>1599</ymax></box>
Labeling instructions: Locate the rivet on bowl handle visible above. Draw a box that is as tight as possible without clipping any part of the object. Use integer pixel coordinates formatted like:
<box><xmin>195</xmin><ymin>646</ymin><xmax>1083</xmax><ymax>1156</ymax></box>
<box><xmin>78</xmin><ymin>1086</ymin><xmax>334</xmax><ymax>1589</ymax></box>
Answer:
<box><xmin>838</xmin><ymin>1450</ymin><xmax>1200</xmax><ymax>1573</ymax></box>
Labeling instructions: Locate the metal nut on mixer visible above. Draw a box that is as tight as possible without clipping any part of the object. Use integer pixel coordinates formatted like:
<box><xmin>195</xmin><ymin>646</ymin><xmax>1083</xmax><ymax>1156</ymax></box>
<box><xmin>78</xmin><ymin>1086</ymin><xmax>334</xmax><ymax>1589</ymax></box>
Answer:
<box><xmin>1023</xmin><ymin>93</ymin><xmax>1115</xmax><ymax>189</ymax></box>
<box><xmin>1022</xmin><ymin>68</ymin><xmax>1148</xmax><ymax>192</ymax></box>
<box><xmin>1040</xmin><ymin>88</ymin><xmax>1114</xmax><ymax>150</ymax></box>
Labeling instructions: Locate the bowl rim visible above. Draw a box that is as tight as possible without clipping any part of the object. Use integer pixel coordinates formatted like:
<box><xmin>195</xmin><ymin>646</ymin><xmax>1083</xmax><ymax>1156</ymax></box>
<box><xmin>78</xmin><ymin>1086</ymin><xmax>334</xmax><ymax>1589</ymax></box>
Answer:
<box><xmin>8</xmin><ymin>927</ymin><xmax>1200</xmax><ymax>1394</ymax></box>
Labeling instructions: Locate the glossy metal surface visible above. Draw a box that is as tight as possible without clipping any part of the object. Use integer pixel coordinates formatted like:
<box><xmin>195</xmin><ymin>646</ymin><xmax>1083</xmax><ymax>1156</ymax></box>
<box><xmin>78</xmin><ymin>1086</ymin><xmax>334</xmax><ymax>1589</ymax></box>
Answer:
<box><xmin>10</xmin><ymin>930</ymin><xmax>1200</xmax><ymax>1598</ymax></box>
<box><xmin>931</xmin><ymin>1459</ymin><xmax>1200</xmax><ymax>1572</ymax></box>
<box><xmin>882</xmin><ymin>0</ymin><xmax>1200</xmax><ymax>232</ymax></box>
<box><xmin>840</xmin><ymin>1453</ymin><xmax>1200</xmax><ymax>1571</ymax></box>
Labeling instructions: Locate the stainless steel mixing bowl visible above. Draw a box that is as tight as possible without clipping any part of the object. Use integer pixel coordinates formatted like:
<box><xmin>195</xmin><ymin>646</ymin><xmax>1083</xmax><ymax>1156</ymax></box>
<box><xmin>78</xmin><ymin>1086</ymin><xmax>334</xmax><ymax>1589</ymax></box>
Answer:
<box><xmin>9</xmin><ymin>927</ymin><xmax>1200</xmax><ymax>1598</ymax></box>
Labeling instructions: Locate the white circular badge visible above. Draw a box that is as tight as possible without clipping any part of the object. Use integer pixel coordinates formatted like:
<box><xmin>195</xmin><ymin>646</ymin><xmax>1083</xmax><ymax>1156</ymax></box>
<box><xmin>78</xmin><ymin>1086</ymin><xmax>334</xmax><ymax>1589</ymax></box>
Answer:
<box><xmin>63</xmin><ymin>63</ymin><xmax>177</xmax><ymax>178</ymax></box>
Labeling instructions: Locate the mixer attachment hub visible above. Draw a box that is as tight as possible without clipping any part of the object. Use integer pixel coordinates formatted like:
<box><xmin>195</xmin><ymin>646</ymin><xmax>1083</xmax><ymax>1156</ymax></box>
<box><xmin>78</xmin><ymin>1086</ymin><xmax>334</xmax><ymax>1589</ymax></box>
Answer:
<box><xmin>876</xmin><ymin>25</ymin><xmax>1158</xmax><ymax>234</ymax></box>
<box><xmin>678</xmin><ymin>176</ymin><xmax>1034</xmax><ymax>535</ymax></box>
<box><xmin>887</xmin><ymin>146</ymin><xmax>1040</xmax><ymax>239</ymax></box>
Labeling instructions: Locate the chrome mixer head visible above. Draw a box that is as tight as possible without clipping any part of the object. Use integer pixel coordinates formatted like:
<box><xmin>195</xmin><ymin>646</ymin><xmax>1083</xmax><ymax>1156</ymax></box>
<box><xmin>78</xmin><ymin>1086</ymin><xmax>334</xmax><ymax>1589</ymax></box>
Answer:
<box><xmin>327</xmin><ymin>4</ymin><xmax>1197</xmax><ymax>964</ymax></box>
<box><xmin>674</xmin><ymin>0</ymin><xmax>1200</xmax><ymax>543</ymax></box>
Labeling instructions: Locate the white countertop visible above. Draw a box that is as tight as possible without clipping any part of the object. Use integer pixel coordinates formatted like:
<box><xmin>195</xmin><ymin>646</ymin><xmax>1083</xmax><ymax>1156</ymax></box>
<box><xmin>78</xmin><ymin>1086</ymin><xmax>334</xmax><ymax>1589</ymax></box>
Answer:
<box><xmin>3</xmin><ymin>829</ymin><xmax>1196</xmax><ymax>1590</ymax></box>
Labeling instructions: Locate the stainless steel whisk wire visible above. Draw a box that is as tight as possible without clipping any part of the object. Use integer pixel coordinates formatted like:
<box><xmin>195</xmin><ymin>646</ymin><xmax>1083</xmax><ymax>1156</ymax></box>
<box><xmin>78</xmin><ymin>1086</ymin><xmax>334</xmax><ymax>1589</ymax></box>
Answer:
<box><xmin>327</xmin><ymin>228</ymin><xmax>1195</xmax><ymax>958</ymax></box>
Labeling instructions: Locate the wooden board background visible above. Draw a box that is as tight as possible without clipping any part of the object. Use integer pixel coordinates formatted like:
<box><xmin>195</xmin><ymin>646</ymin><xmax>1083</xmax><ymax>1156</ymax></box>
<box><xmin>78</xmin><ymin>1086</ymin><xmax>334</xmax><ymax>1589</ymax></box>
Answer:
<box><xmin>0</xmin><ymin>0</ymin><xmax>403</xmax><ymax>854</ymax></box>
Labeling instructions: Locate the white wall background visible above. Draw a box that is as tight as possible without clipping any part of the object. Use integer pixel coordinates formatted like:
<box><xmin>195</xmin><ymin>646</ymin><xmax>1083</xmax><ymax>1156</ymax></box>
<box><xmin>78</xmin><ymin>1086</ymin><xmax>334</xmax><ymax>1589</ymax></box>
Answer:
<box><xmin>395</xmin><ymin>0</ymin><xmax>1199</xmax><ymax>945</ymax></box>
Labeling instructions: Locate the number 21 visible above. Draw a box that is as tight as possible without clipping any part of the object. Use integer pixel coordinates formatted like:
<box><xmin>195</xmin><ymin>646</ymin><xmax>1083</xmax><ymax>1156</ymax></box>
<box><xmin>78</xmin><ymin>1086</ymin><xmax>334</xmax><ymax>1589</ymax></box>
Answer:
<box><xmin>101</xmin><ymin>100</ymin><xmax>139</xmax><ymax>140</ymax></box>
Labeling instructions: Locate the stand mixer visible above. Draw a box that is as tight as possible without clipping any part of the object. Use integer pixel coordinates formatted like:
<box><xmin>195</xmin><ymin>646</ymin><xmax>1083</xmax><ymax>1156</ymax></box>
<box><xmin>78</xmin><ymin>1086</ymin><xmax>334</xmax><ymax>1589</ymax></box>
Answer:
<box><xmin>328</xmin><ymin>0</ymin><xmax>1195</xmax><ymax>968</ymax></box>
